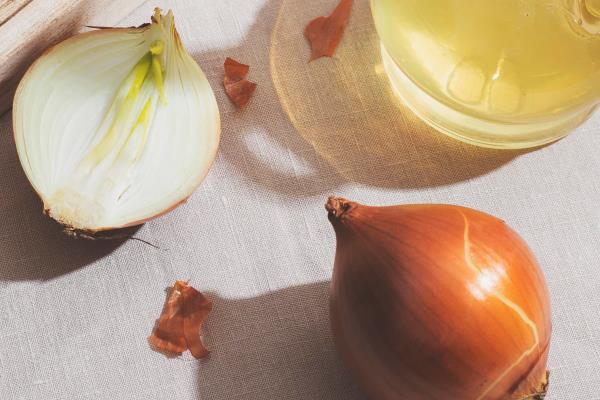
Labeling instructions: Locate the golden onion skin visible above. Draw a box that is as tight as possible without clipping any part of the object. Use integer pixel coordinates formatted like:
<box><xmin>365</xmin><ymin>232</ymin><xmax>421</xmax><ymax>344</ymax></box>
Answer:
<box><xmin>326</xmin><ymin>197</ymin><xmax>551</xmax><ymax>400</ymax></box>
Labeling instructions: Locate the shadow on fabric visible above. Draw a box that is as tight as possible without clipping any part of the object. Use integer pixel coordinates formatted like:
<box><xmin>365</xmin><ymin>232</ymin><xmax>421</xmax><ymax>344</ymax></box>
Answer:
<box><xmin>0</xmin><ymin>112</ymin><xmax>133</xmax><ymax>281</ymax></box>
<box><xmin>194</xmin><ymin>0</ymin><xmax>529</xmax><ymax>199</ymax></box>
<box><xmin>0</xmin><ymin>5</ymin><xmax>146</xmax><ymax>281</ymax></box>
<box><xmin>0</xmin><ymin>0</ymin><xmax>526</xmax><ymax>279</ymax></box>
<box><xmin>196</xmin><ymin>281</ymin><xmax>366</xmax><ymax>400</ymax></box>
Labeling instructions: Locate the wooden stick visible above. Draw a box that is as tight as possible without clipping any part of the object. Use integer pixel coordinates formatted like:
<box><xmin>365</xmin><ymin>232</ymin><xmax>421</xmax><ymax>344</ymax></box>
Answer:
<box><xmin>0</xmin><ymin>0</ymin><xmax>33</xmax><ymax>26</ymax></box>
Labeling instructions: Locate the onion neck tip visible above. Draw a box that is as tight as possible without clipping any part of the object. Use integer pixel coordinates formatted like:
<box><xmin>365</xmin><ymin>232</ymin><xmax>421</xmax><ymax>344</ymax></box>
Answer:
<box><xmin>326</xmin><ymin>196</ymin><xmax>355</xmax><ymax>221</ymax></box>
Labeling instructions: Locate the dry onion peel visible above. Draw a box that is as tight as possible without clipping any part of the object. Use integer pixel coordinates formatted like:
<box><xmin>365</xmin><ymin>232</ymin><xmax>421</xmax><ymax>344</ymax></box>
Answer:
<box><xmin>326</xmin><ymin>197</ymin><xmax>551</xmax><ymax>400</ymax></box>
<box><xmin>13</xmin><ymin>8</ymin><xmax>220</xmax><ymax>236</ymax></box>
<box><xmin>223</xmin><ymin>57</ymin><xmax>256</xmax><ymax>108</ymax></box>
<box><xmin>149</xmin><ymin>280</ymin><xmax>213</xmax><ymax>359</ymax></box>
<box><xmin>304</xmin><ymin>0</ymin><xmax>353</xmax><ymax>61</ymax></box>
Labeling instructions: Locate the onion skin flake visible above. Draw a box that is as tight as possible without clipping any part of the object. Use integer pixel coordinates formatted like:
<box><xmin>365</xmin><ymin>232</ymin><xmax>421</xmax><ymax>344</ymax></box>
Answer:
<box><xmin>223</xmin><ymin>57</ymin><xmax>257</xmax><ymax>108</ymax></box>
<box><xmin>304</xmin><ymin>0</ymin><xmax>353</xmax><ymax>61</ymax></box>
<box><xmin>149</xmin><ymin>281</ymin><xmax>212</xmax><ymax>359</ymax></box>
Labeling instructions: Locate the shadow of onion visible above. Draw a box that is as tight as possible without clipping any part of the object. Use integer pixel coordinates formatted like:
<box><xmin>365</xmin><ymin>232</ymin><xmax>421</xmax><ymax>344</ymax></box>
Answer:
<box><xmin>0</xmin><ymin>132</ymin><xmax>134</xmax><ymax>281</ymax></box>
<box><xmin>196</xmin><ymin>281</ymin><xmax>366</xmax><ymax>400</ymax></box>
<box><xmin>270</xmin><ymin>0</ymin><xmax>527</xmax><ymax>189</ymax></box>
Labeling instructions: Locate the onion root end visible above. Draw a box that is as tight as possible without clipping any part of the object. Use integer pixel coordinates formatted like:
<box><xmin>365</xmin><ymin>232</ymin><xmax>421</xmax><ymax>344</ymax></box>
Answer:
<box><xmin>518</xmin><ymin>370</ymin><xmax>549</xmax><ymax>400</ymax></box>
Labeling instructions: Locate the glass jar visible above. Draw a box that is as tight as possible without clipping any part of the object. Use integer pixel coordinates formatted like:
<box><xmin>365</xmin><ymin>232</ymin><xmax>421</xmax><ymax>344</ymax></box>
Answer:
<box><xmin>371</xmin><ymin>0</ymin><xmax>600</xmax><ymax>148</ymax></box>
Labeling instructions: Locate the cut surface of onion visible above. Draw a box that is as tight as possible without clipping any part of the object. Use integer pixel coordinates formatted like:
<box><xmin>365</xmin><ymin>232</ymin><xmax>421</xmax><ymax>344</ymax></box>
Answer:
<box><xmin>13</xmin><ymin>9</ymin><xmax>220</xmax><ymax>234</ymax></box>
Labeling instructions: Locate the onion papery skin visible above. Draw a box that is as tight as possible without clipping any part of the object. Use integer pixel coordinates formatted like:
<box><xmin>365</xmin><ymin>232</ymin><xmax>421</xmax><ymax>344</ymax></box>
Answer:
<box><xmin>326</xmin><ymin>197</ymin><xmax>551</xmax><ymax>400</ymax></box>
<box><xmin>13</xmin><ymin>9</ymin><xmax>220</xmax><ymax>236</ymax></box>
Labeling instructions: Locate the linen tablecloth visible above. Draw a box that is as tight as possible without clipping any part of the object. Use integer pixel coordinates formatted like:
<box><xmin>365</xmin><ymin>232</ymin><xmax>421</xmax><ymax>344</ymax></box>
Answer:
<box><xmin>1</xmin><ymin>0</ymin><xmax>599</xmax><ymax>398</ymax></box>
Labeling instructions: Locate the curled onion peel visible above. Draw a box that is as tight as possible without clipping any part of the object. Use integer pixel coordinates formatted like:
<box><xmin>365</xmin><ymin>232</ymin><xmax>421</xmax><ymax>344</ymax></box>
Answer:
<box><xmin>13</xmin><ymin>9</ymin><xmax>220</xmax><ymax>236</ymax></box>
<box><xmin>326</xmin><ymin>197</ymin><xmax>551</xmax><ymax>400</ymax></box>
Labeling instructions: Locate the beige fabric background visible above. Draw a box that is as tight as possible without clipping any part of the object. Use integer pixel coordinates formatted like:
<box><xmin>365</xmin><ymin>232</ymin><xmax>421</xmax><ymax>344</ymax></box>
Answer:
<box><xmin>1</xmin><ymin>0</ymin><xmax>599</xmax><ymax>398</ymax></box>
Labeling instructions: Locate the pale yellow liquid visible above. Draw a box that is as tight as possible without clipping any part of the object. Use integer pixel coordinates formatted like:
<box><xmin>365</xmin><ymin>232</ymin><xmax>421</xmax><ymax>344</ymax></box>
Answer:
<box><xmin>371</xmin><ymin>0</ymin><xmax>600</xmax><ymax>146</ymax></box>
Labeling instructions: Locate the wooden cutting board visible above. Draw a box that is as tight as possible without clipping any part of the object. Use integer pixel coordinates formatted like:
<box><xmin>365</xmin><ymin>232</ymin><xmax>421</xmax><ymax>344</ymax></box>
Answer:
<box><xmin>0</xmin><ymin>0</ymin><xmax>147</xmax><ymax>115</ymax></box>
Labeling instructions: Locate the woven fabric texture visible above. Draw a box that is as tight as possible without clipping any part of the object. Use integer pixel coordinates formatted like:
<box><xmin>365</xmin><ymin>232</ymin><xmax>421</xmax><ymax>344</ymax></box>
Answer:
<box><xmin>0</xmin><ymin>0</ymin><xmax>599</xmax><ymax>398</ymax></box>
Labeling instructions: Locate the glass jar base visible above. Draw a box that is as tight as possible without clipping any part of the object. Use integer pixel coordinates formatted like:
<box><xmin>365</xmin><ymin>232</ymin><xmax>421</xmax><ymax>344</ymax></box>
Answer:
<box><xmin>380</xmin><ymin>43</ymin><xmax>595</xmax><ymax>149</ymax></box>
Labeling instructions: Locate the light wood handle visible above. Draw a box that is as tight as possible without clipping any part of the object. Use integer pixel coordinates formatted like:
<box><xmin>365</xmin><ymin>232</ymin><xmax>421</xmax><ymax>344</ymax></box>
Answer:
<box><xmin>0</xmin><ymin>0</ymin><xmax>33</xmax><ymax>26</ymax></box>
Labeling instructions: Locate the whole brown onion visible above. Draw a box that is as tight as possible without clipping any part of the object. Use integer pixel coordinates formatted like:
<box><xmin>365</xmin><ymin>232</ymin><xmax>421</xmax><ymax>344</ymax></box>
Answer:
<box><xmin>326</xmin><ymin>197</ymin><xmax>551</xmax><ymax>400</ymax></box>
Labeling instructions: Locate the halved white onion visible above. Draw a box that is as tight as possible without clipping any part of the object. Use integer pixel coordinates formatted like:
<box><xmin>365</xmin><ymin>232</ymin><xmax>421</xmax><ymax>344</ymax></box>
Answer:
<box><xmin>13</xmin><ymin>9</ymin><xmax>220</xmax><ymax>235</ymax></box>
